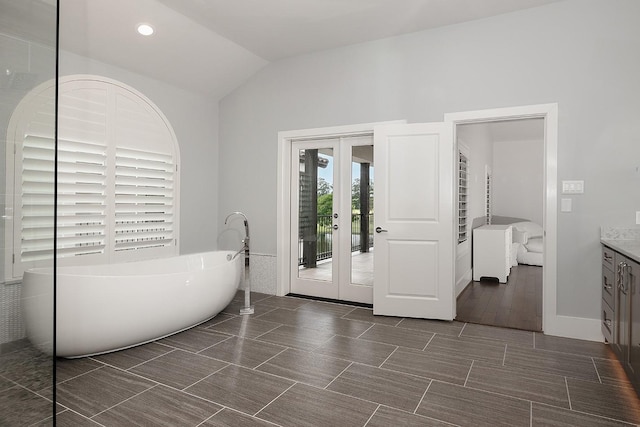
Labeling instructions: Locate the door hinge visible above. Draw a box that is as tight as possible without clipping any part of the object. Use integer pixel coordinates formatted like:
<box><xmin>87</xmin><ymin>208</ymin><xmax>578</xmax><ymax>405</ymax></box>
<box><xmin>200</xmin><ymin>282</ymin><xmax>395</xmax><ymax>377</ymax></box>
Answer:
<box><xmin>12</xmin><ymin>254</ymin><xmax>15</xmax><ymax>264</ymax></box>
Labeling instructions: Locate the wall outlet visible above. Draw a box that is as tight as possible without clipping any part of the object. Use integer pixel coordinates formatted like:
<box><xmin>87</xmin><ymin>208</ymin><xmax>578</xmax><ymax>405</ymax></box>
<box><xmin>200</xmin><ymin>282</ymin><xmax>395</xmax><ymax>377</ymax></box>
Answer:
<box><xmin>636</xmin><ymin>211</ymin><xmax>640</xmax><ymax>225</ymax></box>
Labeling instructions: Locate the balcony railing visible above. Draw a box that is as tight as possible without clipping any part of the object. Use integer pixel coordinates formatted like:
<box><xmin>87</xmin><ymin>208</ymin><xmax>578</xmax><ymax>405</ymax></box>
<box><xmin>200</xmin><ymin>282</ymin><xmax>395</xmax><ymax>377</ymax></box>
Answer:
<box><xmin>298</xmin><ymin>213</ymin><xmax>374</xmax><ymax>266</ymax></box>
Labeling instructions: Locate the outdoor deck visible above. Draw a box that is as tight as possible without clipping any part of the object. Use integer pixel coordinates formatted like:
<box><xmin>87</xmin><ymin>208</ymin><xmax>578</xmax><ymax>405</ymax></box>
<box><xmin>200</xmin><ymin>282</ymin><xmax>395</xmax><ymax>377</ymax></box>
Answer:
<box><xmin>298</xmin><ymin>250</ymin><xmax>373</xmax><ymax>286</ymax></box>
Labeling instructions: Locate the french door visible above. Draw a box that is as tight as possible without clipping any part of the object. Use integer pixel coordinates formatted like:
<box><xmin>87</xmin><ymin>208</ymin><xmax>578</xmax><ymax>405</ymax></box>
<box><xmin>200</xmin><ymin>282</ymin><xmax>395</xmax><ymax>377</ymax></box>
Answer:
<box><xmin>290</xmin><ymin>135</ymin><xmax>374</xmax><ymax>304</ymax></box>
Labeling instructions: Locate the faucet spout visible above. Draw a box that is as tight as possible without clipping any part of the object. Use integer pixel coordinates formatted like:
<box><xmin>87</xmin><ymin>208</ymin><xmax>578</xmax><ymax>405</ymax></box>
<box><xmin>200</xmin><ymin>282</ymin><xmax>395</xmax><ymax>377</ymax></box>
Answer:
<box><xmin>224</xmin><ymin>211</ymin><xmax>249</xmax><ymax>242</ymax></box>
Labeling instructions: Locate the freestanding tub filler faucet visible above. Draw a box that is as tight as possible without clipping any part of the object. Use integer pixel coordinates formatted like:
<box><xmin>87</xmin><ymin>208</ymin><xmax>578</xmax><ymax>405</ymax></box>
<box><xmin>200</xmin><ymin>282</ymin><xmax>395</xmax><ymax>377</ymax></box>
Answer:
<box><xmin>225</xmin><ymin>211</ymin><xmax>253</xmax><ymax>315</ymax></box>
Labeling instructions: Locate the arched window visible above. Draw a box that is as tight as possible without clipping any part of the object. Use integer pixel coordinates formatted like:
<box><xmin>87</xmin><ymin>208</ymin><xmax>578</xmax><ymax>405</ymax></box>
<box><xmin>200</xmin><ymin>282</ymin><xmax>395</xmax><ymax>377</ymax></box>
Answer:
<box><xmin>5</xmin><ymin>75</ymin><xmax>180</xmax><ymax>279</ymax></box>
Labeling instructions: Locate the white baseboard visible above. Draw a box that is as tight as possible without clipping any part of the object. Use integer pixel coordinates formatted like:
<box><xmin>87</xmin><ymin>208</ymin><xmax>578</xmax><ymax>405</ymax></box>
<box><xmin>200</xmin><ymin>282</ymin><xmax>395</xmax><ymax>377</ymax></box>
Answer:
<box><xmin>456</xmin><ymin>270</ymin><xmax>472</xmax><ymax>298</ymax></box>
<box><xmin>544</xmin><ymin>314</ymin><xmax>604</xmax><ymax>342</ymax></box>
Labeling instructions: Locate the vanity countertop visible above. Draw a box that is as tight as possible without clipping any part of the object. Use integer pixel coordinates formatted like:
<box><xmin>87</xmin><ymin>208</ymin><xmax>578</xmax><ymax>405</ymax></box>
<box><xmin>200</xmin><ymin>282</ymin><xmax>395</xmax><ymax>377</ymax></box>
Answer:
<box><xmin>601</xmin><ymin>239</ymin><xmax>640</xmax><ymax>264</ymax></box>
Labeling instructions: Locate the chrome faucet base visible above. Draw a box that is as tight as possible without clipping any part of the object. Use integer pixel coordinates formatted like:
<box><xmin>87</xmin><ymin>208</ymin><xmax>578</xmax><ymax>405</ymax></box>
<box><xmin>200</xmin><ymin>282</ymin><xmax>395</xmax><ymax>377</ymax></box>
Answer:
<box><xmin>239</xmin><ymin>306</ymin><xmax>255</xmax><ymax>315</ymax></box>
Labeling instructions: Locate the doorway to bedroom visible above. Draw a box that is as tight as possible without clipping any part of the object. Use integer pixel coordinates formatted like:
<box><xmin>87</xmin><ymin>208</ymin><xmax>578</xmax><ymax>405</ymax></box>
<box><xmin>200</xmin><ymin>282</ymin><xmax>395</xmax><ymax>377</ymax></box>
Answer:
<box><xmin>452</xmin><ymin>117</ymin><xmax>545</xmax><ymax>332</ymax></box>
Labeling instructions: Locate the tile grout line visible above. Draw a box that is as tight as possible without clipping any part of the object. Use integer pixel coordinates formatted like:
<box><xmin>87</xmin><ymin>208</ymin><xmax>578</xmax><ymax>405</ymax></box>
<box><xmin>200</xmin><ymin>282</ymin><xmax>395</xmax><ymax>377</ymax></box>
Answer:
<box><xmin>532</xmin><ymin>331</ymin><xmax>536</xmax><ymax>348</ymax></box>
<box><xmin>591</xmin><ymin>357</ymin><xmax>603</xmax><ymax>384</ymax></box>
<box><xmin>564</xmin><ymin>377</ymin><xmax>572</xmax><ymax>410</ymax></box>
<box><xmin>339</xmin><ymin>306</ymin><xmax>359</xmax><ymax>319</ymax></box>
<box><xmin>324</xmin><ymin>361</ymin><xmax>353</xmax><ymax>390</ymax></box>
<box><xmin>194</xmin><ymin>406</ymin><xmax>225</xmax><ymax>427</ymax></box>
<box><xmin>179</xmin><ymin>363</ymin><xmax>230</xmax><ymax>391</ymax></box>
<box><xmin>253</xmin><ymin>347</ymin><xmax>290</xmax><ymax>371</ymax></box>
<box><xmin>60</xmin><ymin>408</ymin><xmax>108</xmax><ymax>427</ymax></box>
<box><xmin>123</xmin><ymin>348</ymin><xmax>179</xmax><ymax>371</ymax></box>
<box><xmin>253</xmin><ymin>324</ymin><xmax>285</xmax><ymax>340</ymax></box>
<box><xmin>58</xmin><ymin>361</ymin><xmax>106</xmax><ymax>385</ymax></box>
<box><xmin>362</xmin><ymin>404</ymin><xmax>381</xmax><ymax>427</ymax></box>
<box><xmin>355</xmin><ymin>323</ymin><xmax>376</xmax><ymax>339</ymax></box>
<box><xmin>502</xmin><ymin>344</ymin><xmax>508</xmax><ymax>366</ymax></box>
<box><xmin>90</xmin><ymin>383</ymin><xmax>159</xmax><ymax>420</ymax></box>
<box><xmin>413</xmin><ymin>379</ymin><xmax>433</xmax><ymax>414</ymax></box>
<box><xmin>422</xmin><ymin>333</ymin><xmax>436</xmax><ymax>351</ymax></box>
<box><xmin>202</xmin><ymin>314</ymin><xmax>237</xmax><ymax>330</ymax></box>
<box><xmin>253</xmin><ymin>382</ymin><xmax>297</xmax><ymax>418</ymax></box>
<box><xmin>317</xmin><ymin>333</ymin><xmax>339</xmax><ymax>349</ymax></box>
<box><xmin>458</xmin><ymin>322</ymin><xmax>467</xmax><ymax>338</ymax></box>
<box><xmin>377</xmin><ymin>346</ymin><xmax>399</xmax><ymax>368</ymax></box>
<box><xmin>463</xmin><ymin>360</ymin><xmax>474</xmax><ymax>387</ymax></box>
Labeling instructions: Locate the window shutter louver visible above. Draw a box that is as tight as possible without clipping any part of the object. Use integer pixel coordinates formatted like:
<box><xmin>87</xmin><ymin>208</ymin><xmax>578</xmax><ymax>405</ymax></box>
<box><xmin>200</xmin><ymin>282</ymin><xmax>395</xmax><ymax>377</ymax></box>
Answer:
<box><xmin>114</xmin><ymin>147</ymin><xmax>174</xmax><ymax>252</ymax></box>
<box><xmin>20</xmin><ymin>135</ymin><xmax>55</xmax><ymax>263</ymax></box>
<box><xmin>458</xmin><ymin>152</ymin><xmax>468</xmax><ymax>244</ymax></box>
<box><xmin>56</xmin><ymin>138</ymin><xmax>107</xmax><ymax>258</ymax></box>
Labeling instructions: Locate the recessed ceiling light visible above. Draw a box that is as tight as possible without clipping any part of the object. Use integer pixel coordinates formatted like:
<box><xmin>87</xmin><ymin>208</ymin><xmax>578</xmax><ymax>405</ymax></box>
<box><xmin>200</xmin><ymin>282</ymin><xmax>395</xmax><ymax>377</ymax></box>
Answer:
<box><xmin>137</xmin><ymin>24</ymin><xmax>154</xmax><ymax>36</ymax></box>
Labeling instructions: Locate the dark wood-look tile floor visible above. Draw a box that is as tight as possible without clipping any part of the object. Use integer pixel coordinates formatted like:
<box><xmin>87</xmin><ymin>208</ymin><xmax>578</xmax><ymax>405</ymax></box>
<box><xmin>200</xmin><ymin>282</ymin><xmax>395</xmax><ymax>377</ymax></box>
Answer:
<box><xmin>456</xmin><ymin>264</ymin><xmax>543</xmax><ymax>331</ymax></box>
<box><xmin>3</xmin><ymin>290</ymin><xmax>640</xmax><ymax>426</ymax></box>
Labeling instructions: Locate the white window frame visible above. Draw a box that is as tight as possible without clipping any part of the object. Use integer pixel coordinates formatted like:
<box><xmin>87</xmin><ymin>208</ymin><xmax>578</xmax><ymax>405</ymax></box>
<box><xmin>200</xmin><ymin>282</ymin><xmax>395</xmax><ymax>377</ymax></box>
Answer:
<box><xmin>5</xmin><ymin>75</ymin><xmax>180</xmax><ymax>280</ymax></box>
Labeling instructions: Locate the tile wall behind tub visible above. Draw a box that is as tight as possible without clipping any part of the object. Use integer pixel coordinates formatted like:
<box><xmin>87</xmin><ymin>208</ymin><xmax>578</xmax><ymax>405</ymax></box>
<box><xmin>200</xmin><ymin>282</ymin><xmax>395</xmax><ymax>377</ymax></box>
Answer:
<box><xmin>0</xmin><ymin>282</ymin><xmax>25</xmax><ymax>347</ymax></box>
<box><xmin>248</xmin><ymin>253</ymin><xmax>277</xmax><ymax>295</ymax></box>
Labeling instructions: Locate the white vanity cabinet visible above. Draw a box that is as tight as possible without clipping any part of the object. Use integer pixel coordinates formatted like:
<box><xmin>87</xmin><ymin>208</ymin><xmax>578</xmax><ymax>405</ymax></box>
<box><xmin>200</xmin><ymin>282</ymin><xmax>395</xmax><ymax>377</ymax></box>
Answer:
<box><xmin>473</xmin><ymin>225</ymin><xmax>512</xmax><ymax>283</ymax></box>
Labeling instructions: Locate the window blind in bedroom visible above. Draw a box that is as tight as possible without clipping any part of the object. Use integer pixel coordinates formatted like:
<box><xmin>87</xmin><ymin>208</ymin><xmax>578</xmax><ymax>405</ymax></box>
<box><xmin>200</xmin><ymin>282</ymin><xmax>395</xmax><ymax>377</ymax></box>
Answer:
<box><xmin>458</xmin><ymin>151</ymin><xmax>468</xmax><ymax>244</ymax></box>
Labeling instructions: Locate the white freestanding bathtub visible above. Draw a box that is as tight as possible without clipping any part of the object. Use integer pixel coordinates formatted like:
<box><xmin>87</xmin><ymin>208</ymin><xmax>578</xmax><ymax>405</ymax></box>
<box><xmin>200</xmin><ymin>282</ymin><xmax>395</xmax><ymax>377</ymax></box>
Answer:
<box><xmin>21</xmin><ymin>251</ymin><xmax>241</xmax><ymax>358</ymax></box>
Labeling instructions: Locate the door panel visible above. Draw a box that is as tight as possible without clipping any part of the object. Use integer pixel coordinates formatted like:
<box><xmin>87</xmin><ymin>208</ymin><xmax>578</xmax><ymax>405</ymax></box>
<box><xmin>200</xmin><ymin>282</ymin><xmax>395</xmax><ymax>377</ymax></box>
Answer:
<box><xmin>388</xmin><ymin>240</ymin><xmax>438</xmax><ymax>297</ymax></box>
<box><xmin>373</xmin><ymin>123</ymin><xmax>454</xmax><ymax>320</ymax></box>
<box><xmin>339</xmin><ymin>138</ymin><xmax>374</xmax><ymax>303</ymax></box>
<box><xmin>291</xmin><ymin>140</ymin><xmax>339</xmax><ymax>299</ymax></box>
<box><xmin>387</xmin><ymin>135</ymin><xmax>439</xmax><ymax>221</ymax></box>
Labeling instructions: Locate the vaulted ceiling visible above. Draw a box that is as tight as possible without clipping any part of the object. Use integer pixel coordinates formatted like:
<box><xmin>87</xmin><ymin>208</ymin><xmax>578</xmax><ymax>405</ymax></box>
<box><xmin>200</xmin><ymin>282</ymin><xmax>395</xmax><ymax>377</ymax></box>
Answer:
<box><xmin>57</xmin><ymin>0</ymin><xmax>563</xmax><ymax>99</ymax></box>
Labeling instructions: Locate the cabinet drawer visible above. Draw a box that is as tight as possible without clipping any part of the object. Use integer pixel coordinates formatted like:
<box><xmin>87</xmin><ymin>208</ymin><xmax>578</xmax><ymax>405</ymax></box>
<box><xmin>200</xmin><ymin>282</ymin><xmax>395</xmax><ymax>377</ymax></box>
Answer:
<box><xmin>602</xmin><ymin>266</ymin><xmax>615</xmax><ymax>309</ymax></box>
<box><xmin>602</xmin><ymin>300</ymin><xmax>614</xmax><ymax>343</ymax></box>
<box><xmin>603</xmin><ymin>246</ymin><xmax>616</xmax><ymax>270</ymax></box>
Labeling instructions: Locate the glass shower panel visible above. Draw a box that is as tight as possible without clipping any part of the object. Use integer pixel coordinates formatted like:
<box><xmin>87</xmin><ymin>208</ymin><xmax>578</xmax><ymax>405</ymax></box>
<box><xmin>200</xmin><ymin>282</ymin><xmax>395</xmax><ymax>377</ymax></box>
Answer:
<box><xmin>297</xmin><ymin>148</ymin><xmax>334</xmax><ymax>283</ymax></box>
<box><xmin>0</xmin><ymin>1</ymin><xmax>57</xmax><ymax>425</ymax></box>
<box><xmin>350</xmin><ymin>145</ymin><xmax>374</xmax><ymax>286</ymax></box>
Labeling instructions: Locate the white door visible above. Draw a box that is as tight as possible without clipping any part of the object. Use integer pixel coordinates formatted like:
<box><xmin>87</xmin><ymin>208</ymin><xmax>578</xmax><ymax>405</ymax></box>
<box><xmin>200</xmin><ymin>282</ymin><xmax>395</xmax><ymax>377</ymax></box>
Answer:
<box><xmin>290</xmin><ymin>136</ymin><xmax>374</xmax><ymax>303</ymax></box>
<box><xmin>373</xmin><ymin>123</ymin><xmax>455</xmax><ymax>319</ymax></box>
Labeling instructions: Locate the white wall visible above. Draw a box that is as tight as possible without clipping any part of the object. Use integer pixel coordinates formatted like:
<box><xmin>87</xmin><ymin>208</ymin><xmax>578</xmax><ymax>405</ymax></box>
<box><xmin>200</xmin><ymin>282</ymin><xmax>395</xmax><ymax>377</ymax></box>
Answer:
<box><xmin>493</xmin><ymin>139</ymin><xmax>544</xmax><ymax>225</ymax></box>
<box><xmin>59</xmin><ymin>51</ymin><xmax>220</xmax><ymax>256</ymax></box>
<box><xmin>219</xmin><ymin>0</ymin><xmax>640</xmax><ymax>324</ymax></box>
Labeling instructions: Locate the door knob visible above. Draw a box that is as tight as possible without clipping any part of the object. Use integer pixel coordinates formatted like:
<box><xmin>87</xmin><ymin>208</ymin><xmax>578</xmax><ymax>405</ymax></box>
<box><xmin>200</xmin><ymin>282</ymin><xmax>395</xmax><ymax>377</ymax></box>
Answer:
<box><xmin>375</xmin><ymin>227</ymin><xmax>388</xmax><ymax>233</ymax></box>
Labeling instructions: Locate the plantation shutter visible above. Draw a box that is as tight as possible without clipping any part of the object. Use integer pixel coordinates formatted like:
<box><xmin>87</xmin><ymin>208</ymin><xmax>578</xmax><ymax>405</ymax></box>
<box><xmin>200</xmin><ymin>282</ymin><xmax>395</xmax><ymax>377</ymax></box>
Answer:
<box><xmin>10</xmin><ymin>76</ymin><xmax>180</xmax><ymax>278</ymax></box>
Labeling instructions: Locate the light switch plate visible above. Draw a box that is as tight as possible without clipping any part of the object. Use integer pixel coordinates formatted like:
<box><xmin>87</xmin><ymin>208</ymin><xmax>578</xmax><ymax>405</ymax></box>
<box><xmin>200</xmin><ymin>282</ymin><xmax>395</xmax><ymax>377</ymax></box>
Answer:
<box><xmin>562</xmin><ymin>180</ymin><xmax>584</xmax><ymax>194</ymax></box>
<box><xmin>561</xmin><ymin>198</ymin><xmax>572</xmax><ymax>212</ymax></box>
<box><xmin>636</xmin><ymin>211</ymin><xmax>640</xmax><ymax>225</ymax></box>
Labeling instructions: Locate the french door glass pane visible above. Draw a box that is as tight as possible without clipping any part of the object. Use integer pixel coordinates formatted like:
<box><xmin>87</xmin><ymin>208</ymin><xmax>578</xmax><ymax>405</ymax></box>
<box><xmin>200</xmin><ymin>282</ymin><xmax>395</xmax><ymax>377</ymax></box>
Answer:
<box><xmin>297</xmin><ymin>148</ymin><xmax>333</xmax><ymax>283</ymax></box>
<box><xmin>350</xmin><ymin>145</ymin><xmax>374</xmax><ymax>286</ymax></box>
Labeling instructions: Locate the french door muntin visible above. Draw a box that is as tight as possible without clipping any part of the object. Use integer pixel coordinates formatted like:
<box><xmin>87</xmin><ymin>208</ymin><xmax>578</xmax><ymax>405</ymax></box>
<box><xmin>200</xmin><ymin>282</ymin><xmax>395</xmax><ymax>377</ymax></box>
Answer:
<box><xmin>290</xmin><ymin>135</ymin><xmax>374</xmax><ymax>304</ymax></box>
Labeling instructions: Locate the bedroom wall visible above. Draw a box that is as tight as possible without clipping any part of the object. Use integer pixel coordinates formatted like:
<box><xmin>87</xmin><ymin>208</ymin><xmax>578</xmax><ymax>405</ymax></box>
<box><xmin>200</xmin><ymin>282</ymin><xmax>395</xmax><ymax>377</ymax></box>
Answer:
<box><xmin>492</xmin><ymin>139</ymin><xmax>544</xmax><ymax>225</ymax></box>
<box><xmin>219</xmin><ymin>0</ymin><xmax>640</xmax><ymax>328</ymax></box>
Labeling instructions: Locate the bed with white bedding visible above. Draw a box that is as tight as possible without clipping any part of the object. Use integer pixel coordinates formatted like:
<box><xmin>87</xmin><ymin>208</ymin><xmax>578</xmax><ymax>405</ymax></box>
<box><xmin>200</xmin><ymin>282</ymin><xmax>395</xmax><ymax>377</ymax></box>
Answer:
<box><xmin>510</xmin><ymin>221</ymin><xmax>543</xmax><ymax>266</ymax></box>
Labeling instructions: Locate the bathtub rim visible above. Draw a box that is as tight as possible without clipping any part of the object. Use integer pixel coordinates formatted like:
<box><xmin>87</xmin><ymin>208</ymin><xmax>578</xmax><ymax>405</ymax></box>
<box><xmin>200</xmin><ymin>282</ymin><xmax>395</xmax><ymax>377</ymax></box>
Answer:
<box><xmin>23</xmin><ymin>250</ymin><xmax>239</xmax><ymax>279</ymax></box>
